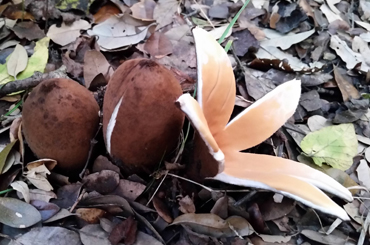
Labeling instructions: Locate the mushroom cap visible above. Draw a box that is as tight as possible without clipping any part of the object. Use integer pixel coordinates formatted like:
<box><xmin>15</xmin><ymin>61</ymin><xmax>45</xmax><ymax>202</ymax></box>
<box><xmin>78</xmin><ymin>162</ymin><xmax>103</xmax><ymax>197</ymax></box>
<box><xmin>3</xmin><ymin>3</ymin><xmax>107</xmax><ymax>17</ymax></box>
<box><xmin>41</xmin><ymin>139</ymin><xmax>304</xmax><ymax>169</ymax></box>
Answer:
<box><xmin>103</xmin><ymin>58</ymin><xmax>184</xmax><ymax>173</ymax></box>
<box><xmin>22</xmin><ymin>78</ymin><xmax>100</xmax><ymax>173</ymax></box>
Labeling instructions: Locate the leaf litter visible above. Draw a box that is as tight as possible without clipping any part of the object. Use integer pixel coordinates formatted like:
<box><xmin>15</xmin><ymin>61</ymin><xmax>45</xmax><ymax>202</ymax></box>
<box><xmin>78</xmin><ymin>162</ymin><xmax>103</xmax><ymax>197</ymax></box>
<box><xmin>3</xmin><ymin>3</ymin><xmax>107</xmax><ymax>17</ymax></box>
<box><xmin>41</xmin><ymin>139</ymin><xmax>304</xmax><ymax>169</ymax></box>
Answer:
<box><xmin>0</xmin><ymin>0</ymin><xmax>369</xmax><ymax>244</ymax></box>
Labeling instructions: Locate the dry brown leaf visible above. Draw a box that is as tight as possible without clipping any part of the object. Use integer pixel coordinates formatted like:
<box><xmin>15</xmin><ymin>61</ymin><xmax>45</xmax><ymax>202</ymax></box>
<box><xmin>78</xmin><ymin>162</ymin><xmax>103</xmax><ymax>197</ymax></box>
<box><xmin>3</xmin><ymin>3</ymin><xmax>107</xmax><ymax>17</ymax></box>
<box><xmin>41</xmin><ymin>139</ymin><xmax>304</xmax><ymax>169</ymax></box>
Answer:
<box><xmin>144</xmin><ymin>32</ymin><xmax>173</xmax><ymax>58</ymax></box>
<box><xmin>171</xmin><ymin>213</ymin><xmax>254</xmax><ymax>238</ymax></box>
<box><xmin>109</xmin><ymin>216</ymin><xmax>137</xmax><ymax>245</ymax></box>
<box><xmin>87</xmin><ymin>15</ymin><xmax>155</xmax><ymax>50</ymax></box>
<box><xmin>135</xmin><ymin>231</ymin><xmax>162</xmax><ymax>245</ymax></box>
<box><xmin>320</xmin><ymin>3</ymin><xmax>342</xmax><ymax>23</ymax></box>
<box><xmin>357</xmin><ymin>159</ymin><xmax>370</xmax><ymax>190</ymax></box>
<box><xmin>12</xmin><ymin>21</ymin><xmax>45</xmax><ymax>41</ymax></box>
<box><xmin>178</xmin><ymin>195</ymin><xmax>196</xmax><ymax>214</ymax></box>
<box><xmin>26</xmin><ymin>159</ymin><xmax>57</xmax><ymax>171</ymax></box>
<box><xmin>112</xmin><ymin>179</ymin><xmax>146</xmax><ymax>201</ymax></box>
<box><xmin>238</xmin><ymin>21</ymin><xmax>265</xmax><ymax>41</ymax></box>
<box><xmin>152</xmin><ymin>196</ymin><xmax>173</xmax><ymax>223</ymax></box>
<box><xmin>333</xmin><ymin>66</ymin><xmax>360</xmax><ymax>102</ymax></box>
<box><xmin>208</xmin><ymin>25</ymin><xmax>232</xmax><ymax>40</ymax></box>
<box><xmin>257</xmin><ymin>234</ymin><xmax>291</xmax><ymax>243</ymax></box>
<box><xmin>11</xmin><ymin>180</ymin><xmax>30</xmax><ymax>203</ymax></box>
<box><xmin>327</xmin><ymin>0</ymin><xmax>341</xmax><ymax>14</ymax></box>
<box><xmin>76</xmin><ymin>208</ymin><xmax>106</xmax><ymax>224</ymax></box>
<box><xmin>344</xmin><ymin>201</ymin><xmax>363</xmax><ymax>225</ymax></box>
<box><xmin>83</xmin><ymin>170</ymin><xmax>120</xmax><ymax>194</ymax></box>
<box><xmin>260</xmin><ymin>29</ymin><xmax>315</xmax><ymax>50</ymax></box>
<box><xmin>47</xmin><ymin>20</ymin><xmax>91</xmax><ymax>46</ymax></box>
<box><xmin>360</xmin><ymin>0</ymin><xmax>370</xmax><ymax>20</ymax></box>
<box><xmin>29</xmin><ymin>189</ymin><xmax>57</xmax><ymax>202</ymax></box>
<box><xmin>14</xmin><ymin>227</ymin><xmax>80</xmax><ymax>244</ymax></box>
<box><xmin>25</xmin><ymin>164</ymin><xmax>53</xmax><ymax>191</ymax></box>
<box><xmin>210</xmin><ymin>195</ymin><xmax>228</xmax><ymax>219</ymax></box>
<box><xmin>84</xmin><ymin>50</ymin><xmax>111</xmax><ymax>89</ymax></box>
<box><xmin>255</xmin><ymin>46</ymin><xmax>323</xmax><ymax>72</ymax></box>
<box><xmin>9</xmin><ymin>116</ymin><xmax>22</xmax><ymax>142</ymax></box>
<box><xmin>299</xmin><ymin>0</ymin><xmax>317</xmax><ymax>26</ymax></box>
<box><xmin>7</xmin><ymin>44</ymin><xmax>28</xmax><ymax>79</ymax></box>
<box><xmin>153</xmin><ymin>0</ymin><xmax>178</xmax><ymax>30</ymax></box>
<box><xmin>131</xmin><ymin>0</ymin><xmax>156</xmax><ymax>20</ymax></box>
<box><xmin>356</xmin><ymin>20</ymin><xmax>370</xmax><ymax>31</ymax></box>
<box><xmin>352</xmin><ymin>36</ymin><xmax>370</xmax><ymax>66</ymax></box>
<box><xmin>301</xmin><ymin>229</ymin><xmax>351</xmax><ymax>244</ymax></box>
<box><xmin>93</xmin><ymin>3</ymin><xmax>122</xmax><ymax>24</ymax></box>
<box><xmin>307</xmin><ymin>115</ymin><xmax>332</xmax><ymax>132</ymax></box>
<box><xmin>330</xmin><ymin>35</ymin><xmax>370</xmax><ymax>72</ymax></box>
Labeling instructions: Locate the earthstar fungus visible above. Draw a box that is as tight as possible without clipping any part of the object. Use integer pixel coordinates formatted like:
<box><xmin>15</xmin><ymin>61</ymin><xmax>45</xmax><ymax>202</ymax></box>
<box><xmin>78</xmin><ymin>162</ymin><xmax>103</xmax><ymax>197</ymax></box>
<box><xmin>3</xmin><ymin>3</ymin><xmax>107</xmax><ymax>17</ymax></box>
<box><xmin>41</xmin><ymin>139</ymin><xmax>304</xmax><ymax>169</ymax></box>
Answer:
<box><xmin>103</xmin><ymin>59</ymin><xmax>184</xmax><ymax>173</ymax></box>
<box><xmin>22</xmin><ymin>78</ymin><xmax>100</xmax><ymax>173</ymax></box>
<box><xmin>176</xmin><ymin>27</ymin><xmax>353</xmax><ymax>220</ymax></box>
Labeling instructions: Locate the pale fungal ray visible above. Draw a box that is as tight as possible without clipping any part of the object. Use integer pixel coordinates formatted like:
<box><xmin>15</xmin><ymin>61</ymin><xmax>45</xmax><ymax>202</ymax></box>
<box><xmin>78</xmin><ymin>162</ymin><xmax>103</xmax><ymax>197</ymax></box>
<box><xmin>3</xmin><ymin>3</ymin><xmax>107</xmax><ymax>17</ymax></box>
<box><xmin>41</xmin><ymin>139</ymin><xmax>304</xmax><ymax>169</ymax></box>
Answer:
<box><xmin>106</xmin><ymin>96</ymin><xmax>123</xmax><ymax>154</ymax></box>
<box><xmin>193</xmin><ymin>27</ymin><xmax>236</xmax><ymax>136</ymax></box>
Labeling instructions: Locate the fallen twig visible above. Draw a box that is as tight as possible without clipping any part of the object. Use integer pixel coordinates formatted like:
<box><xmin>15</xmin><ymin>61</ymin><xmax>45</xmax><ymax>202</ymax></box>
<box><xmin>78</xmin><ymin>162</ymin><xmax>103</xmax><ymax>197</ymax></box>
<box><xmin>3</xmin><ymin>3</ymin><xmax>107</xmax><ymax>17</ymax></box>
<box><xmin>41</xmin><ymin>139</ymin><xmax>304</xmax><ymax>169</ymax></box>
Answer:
<box><xmin>0</xmin><ymin>66</ymin><xmax>68</xmax><ymax>98</ymax></box>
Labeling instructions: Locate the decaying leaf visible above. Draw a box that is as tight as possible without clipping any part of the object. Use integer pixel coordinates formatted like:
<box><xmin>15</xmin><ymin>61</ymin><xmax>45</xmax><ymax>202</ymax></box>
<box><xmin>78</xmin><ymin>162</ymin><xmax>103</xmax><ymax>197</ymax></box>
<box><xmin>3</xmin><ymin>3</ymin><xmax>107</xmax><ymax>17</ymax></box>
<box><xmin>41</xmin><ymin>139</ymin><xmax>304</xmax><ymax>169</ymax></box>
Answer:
<box><xmin>301</xmin><ymin>229</ymin><xmax>353</xmax><ymax>245</ymax></box>
<box><xmin>300</xmin><ymin>124</ymin><xmax>358</xmax><ymax>170</ymax></box>
<box><xmin>80</xmin><ymin>224</ymin><xmax>111</xmax><ymax>245</ymax></box>
<box><xmin>307</xmin><ymin>115</ymin><xmax>332</xmax><ymax>132</ymax></box>
<box><xmin>7</xmin><ymin>44</ymin><xmax>28</xmax><ymax>79</ymax></box>
<box><xmin>208</xmin><ymin>25</ymin><xmax>232</xmax><ymax>40</ymax></box>
<box><xmin>11</xmin><ymin>180</ymin><xmax>30</xmax><ymax>203</ymax></box>
<box><xmin>143</xmin><ymin>32</ymin><xmax>173</xmax><ymax>58</ymax></box>
<box><xmin>171</xmin><ymin>213</ymin><xmax>254</xmax><ymax>238</ymax></box>
<box><xmin>87</xmin><ymin>14</ymin><xmax>155</xmax><ymax>50</ymax></box>
<box><xmin>255</xmin><ymin>45</ymin><xmax>324</xmax><ymax>72</ymax></box>
<box><xmin>153</xmin><ymin>0</ymin><xmax>178</xmax><ymax>30</ymax></box>
<box><xmin>93</xmin><ymin>3</ymin><xmax>122</xmax><ymax>24</ymax></box>
<box><xmin>112</xmin><ymin>179</ymin><xmax>146</xmax><ymax>201</ymax></box>
<box><xmin>333</xmin><ymin>66</ymin><xmax>360</xmax><ymax>102</ymax></box>
<box><xmin>108</xmin><ymin>216</ymin><xmax>137</xmax><ymax>245</ymax></box>
<box><xmin>12</xmin><ymin>21</ymin><xmax>45</xmax><ymax>41</ymax></box>
<box><xmin>258</xmin><ymin>234</ymin><xmax>292</xmax><ymax>243</ymax></box>
<box><xmin>31</xmin><ymin>199</ymin><xmax>60</xmax><ymax>221</ymax></box>
<box><xmin>83</xmin><ymin>50</ymin><xmax>111</xmax><ymax>90</ymax></box>
<box><xmin>14</xmin><ymin>226</ymin><xmax>81</xmax><ymax>245</ymax></box>
<box><xmin>44</xmin><ymin>208</ymin><xmax>76</xmax><ymax>223</ymax></box>
<box><xmin>131</xmin><ymin>0</ymin><xmax>156</xmax><ymax>21</ymax></box>
<box><xmin>260</xmin><ymin>29</ymin><xmax>315</xmax><ymax>50</ymax></box>
<box><xmin>0</xmin><ymin>140</ymin><xmax>17</xmax><ymax>174</ymax></box>
<box><xmin>0</xmin><ymin>197</ymin><xmax>41</xmax><ymax>228</ymax></box>
<box><xmin>178</xmin><ymin>195</ymin><xmax>196</xmax><ymax>214</ymax></box>
<box><xmin>330</xmin><ymin>35</ymin><xmax>370</xmax><ymax>73</ymax></box>
<box><xmin>76</xmin><ymin>208</ymin><xmax>106</xmax><ymax>224</ymax></box>
<box><xmin>25</xmin><ymin>164</ymin><xmax>53</xmax><ymax>191</ymax></box>
<box><xmin>47</xmin><ymin>20</ymin><xmax>91</xmax><ymax>46</ymax></box>
<box><xmin>357</xmin><ymin>160</ymin><xmax>370</xmax><ymax>190</ymax></box>
<box><xmin>29</xmin><ymin>189</ymin><xmax>57</xmax><ymax>203</ymax></box>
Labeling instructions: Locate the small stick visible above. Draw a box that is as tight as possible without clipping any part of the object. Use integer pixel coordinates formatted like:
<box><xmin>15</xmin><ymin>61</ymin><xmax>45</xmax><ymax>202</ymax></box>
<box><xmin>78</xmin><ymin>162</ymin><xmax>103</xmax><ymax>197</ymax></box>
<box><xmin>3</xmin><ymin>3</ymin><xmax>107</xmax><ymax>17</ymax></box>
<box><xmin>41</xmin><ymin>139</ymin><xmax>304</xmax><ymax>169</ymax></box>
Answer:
<box><xmin>70</xmin><ymin>189</ymin><xmax>86</xmax><ymax>213</ymax></box>
<box><xmin>0</xmin><ymin>66</ymin><xmax>68</xmax><ymax>98</ymax></box>
<box><xmin>79</xmin><ymin>124</ymin><xmax>102</xmax><ymax>179</ymax></box>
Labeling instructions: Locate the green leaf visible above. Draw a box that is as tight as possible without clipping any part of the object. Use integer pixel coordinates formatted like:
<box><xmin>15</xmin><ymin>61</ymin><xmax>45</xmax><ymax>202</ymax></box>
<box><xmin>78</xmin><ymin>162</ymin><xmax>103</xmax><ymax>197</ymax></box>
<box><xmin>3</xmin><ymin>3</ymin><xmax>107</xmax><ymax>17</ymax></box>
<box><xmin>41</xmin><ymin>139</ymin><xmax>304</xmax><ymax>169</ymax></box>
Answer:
<box><xmin>0</xmin><ymin>140</ymin><xmax>17</xmax><ymax>174</ymax></box>
<box><xmin>17</xmin><ymin>37</ymin><xmax>50</xmax><ymax>80</ymax></box>
<box><xmin>300</xmin><ymin>123</ymin><xmax>358</xmax><ymax>171</ymax></box>
<box><xmin>0</xmin><ymin>197</ymin><xmax>41</xmax><ymax>228</ymax></box>
<box><xmin>0</xmin><ymin>37</ymin><xmax>49</xmax><ymax>86</ymax></box>
<box><xmin>218</xmin><ymin>0</ymin><xmax>251</xmax><ymax>44</ymax></box>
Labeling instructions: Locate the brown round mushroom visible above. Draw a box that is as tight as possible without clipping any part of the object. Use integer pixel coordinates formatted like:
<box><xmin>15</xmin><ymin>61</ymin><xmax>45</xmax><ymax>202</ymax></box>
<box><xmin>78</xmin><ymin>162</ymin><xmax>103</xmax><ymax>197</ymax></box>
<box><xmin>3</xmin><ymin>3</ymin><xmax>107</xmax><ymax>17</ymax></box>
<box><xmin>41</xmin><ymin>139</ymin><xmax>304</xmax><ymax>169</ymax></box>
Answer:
<box><xmin>22</xmin><ymin>78</ymin><xmax>100</xmax><ymax>173</ymax></box>
<box><xmin>103</xmin><ymin>58</ymin><xmax>184</xmax><ymax>174</ymax></box>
